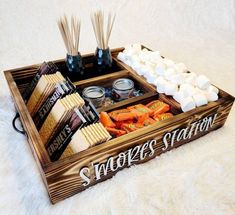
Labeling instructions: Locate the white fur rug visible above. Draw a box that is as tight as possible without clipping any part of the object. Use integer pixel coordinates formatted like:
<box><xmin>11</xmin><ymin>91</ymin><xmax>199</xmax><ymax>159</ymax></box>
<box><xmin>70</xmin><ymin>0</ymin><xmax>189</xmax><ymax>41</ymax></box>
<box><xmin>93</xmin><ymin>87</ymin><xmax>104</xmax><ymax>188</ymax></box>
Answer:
<box><xmin>0</xmin><ymin>1</ymin><xmax>235</xmax><ymax>214</ymax></box>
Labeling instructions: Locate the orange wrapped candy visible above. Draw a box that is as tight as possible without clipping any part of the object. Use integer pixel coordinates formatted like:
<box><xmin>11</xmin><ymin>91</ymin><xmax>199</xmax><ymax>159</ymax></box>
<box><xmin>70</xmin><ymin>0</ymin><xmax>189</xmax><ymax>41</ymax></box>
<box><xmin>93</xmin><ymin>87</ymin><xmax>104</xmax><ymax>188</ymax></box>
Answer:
<box><xmin>141</xmin><ymin>117</ymin><xmax>156</xmax><ymax>126</ymax></box>
<box><xmin>100</xmin><ymin>112</ymin><xmax>116</xmax><ymax>128</ymax></box>
<box><xmin>109</xmin><ymin>109</ymin><xmax>136</xmax><ymax>121</ymax></box>
<box><xmin>115</xmin><ymin>119</ymin><xmax>134</xmax><ymax>129</ymax></box>
<box><xmin>120</xmin><ymin>122</ymin><xmax>143</xmax><ymax>133</ymax></box>
<box><xmin>146</xmin><ymin>100</ymin><xmax>170</xmax><ymax>115</ymax></box>
<box><xmin>153</xmin><ymin>113</ymin><xmax>173</xmax><ymax>121</ymax></box>
<box><xmin>136</xmin><ymin>112</ymin><xmax>149</xmax><ymax>124</ymax></box>
<box><xmin>127</xmin><ymin>104</ymin><xmax>154</xmax><ymax>117</ymax></box>
<box><xmin>106</xmin><ymin>127</ymin><xmax>126</xmax><ymax>137</ymax></box>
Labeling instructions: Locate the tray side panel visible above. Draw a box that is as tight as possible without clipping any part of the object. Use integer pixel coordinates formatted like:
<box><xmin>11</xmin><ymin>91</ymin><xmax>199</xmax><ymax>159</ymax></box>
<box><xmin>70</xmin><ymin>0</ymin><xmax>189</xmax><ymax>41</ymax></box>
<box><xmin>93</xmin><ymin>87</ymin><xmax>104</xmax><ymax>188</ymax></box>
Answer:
<box><xmin>45</xmin><ymin>97</ymin><xmax>234</xmax><ymax>204</ymax></box>
<box><xmin>4</xmin><ymin>71</ymin><xmax>51</xmax><ymax>188</ymax></box>
<box><xmin>4</xmin><ymin>71</ymin><xmax>51</xmax><ymax>165</ymax></box>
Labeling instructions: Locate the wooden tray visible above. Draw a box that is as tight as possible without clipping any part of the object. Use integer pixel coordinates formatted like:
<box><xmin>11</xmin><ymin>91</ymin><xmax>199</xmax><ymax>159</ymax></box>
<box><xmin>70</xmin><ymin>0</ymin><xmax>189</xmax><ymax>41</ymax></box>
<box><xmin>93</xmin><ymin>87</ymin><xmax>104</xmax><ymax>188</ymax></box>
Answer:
<box><xmin>4</xmin><ymin>47</ymin><xmax>234</xmax><ymax>204</ymax></box>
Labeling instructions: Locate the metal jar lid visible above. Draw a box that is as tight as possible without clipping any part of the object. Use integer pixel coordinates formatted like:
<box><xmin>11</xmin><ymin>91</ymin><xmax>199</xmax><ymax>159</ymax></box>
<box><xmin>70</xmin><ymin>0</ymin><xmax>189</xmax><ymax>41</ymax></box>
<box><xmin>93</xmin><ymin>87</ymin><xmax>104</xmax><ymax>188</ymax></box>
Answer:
<box><xmin>112</xmin><ymin>78</ymin><xmax>134</xmax><ymax>91</ymax></box>
<box><xmin>82</xmin><ymin>86</ymin><xmax>105</xmax><ymax>99</ymax></box>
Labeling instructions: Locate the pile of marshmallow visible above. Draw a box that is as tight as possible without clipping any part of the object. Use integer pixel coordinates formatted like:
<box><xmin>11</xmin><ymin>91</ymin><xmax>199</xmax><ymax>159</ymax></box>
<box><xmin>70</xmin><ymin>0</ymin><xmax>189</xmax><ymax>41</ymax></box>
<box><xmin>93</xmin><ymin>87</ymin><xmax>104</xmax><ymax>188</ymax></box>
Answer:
<box><xmin>117</xmin><ymin>44</ymin><xmax>219</xmax><ymax>112</ymax></box>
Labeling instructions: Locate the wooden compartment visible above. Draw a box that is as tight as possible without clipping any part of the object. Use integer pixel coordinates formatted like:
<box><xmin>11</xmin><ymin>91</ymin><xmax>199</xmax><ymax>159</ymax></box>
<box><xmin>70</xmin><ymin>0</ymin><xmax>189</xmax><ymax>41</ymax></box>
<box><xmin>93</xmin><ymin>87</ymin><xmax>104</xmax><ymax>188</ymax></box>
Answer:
<box><xmin>4</xmin><ymin>47</ymin><xmax>234</xmax><ymax>204</ymax></box>
<box><xmin>74</xmin><ymin>69</ymin><xmax>157</xmax><ymax>113</ymax></box>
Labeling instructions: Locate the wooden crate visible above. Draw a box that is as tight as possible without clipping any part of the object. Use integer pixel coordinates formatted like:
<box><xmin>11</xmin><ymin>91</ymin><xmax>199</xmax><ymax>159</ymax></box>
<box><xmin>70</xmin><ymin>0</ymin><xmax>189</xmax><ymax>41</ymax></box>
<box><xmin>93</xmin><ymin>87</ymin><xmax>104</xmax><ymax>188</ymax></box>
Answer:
<box><xmin>4</xmin><ymin>47</ymin><xmax>234</xmax><ymax>204</ymax></box>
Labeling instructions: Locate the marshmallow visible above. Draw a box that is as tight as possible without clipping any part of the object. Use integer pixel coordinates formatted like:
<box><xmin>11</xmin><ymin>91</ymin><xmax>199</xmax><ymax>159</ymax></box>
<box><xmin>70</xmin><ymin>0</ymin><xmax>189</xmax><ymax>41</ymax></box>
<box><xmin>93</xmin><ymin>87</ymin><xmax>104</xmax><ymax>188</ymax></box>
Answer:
<box><xmin>132</xmin><ymin>43</ymin><xmax>142</xmax><ymax>53</ymax></box>
<box><xmin>169</xmin><ymin>73</ymin><xmax>184</xmax><ymax>85</ymax></box>
<box><xmin>173</xmin><ymin>91</ymin><xmax>185</xmax><ymax>103</ymax></box>
<box><xmin>151</xmin><ymin>51</ymin><xmax>161</xmax><ymax>57</ymax></box>
<box><xmin>180</xmin><ymin>97</ymin><xmax>196</xmax><ymax>112</ymax></box>
<box><xmin>155</xmin><ymin>62</ymin><xmax>166</xmax><ymax>76</ymax></box>
<box><xmin>154</xmin><ymin>76</ymin><xmax>165</xmax><ymax>86</ymax></box>
<box><xmin>163</xmin><ymin>59</ymin><xmax>175</xmax><ymax>68</ymax></box>
<box><xmin>129</xmin><ymin>54</ymin><xmax>140</xmax><ymax>64</ymax></box>
<box><xmin>145</xmin><ymin>70</ymin><xmax>158</xmax><ymax>84</ymax></box>
<box><xmin>142</xmin><ymin>66</ymin><xmax>154</xmax><ymax>78</ymax></box>
<box><xmin>118</xmin><ymin>51</ymin><xmax>132</xmax><ymax>66</ymax></box>
<box><xmin>139</xmin><ymin>51</ymin><xmax>152</xmax><ymax>62</ymax></box>
<box><xmin>205</xmin><ymin>91</ymin><xmax>219</xmax><ymax>102</ymax></box>
<box><xmin>145</xmin><ymin>61</ymin><xmax>156</xmax><ymax>69</ymax></box>
<box><xmin>149</xmin><ymin>51</ymin><xmax>161</xmax><ymax>63</ymax></box>
<box><xmin>207</xmin><ymin>85</ymin><xmax>219</xmax><ymax>94</ymax></box>
<box><xmin>164</xmin><ymin>82</ymin><xmax>178</xmax><ymax>96</ymax></box>
<box><xmin>120</xmin><ymin>45</ymin><xmax>218</xmax><ymax>110</ymax></box>
<box><xmin>179</xmin><ymin>83</ymin><xmax>197</xmax><ymax>97</ymax></box>
<box><xmin>164</xmin><ymin>68</ymin><xmax>176</xmax><ymax>81</ymax></box>
<box><xmin>174</xmin><ymin>63</ymin><xmax>187</xmax><ymax>73</ymax></box>
<box><xmin>117</xmin><ymin>52</ymin><xmax>127</xmax><ymax>62</ymax></box>
<box><xmin>157</xmin><ymin>85</ymin><xmax>165</xmax><ymax>94</ymax></box>
<box><xmin>193</xmin><ymin>93</ymin><xmax>208</xmax><ymax>107</ymax></box>
<box><xmin>138</xmin><ymin>65</ymin><xmax>149</xmax><ymax>76</ymax></box>
<box><xmin>124</xmin><ymin>44</ymin><xmax>141</xmax><ymax>55</ymax></box>
<box><xmin>124</xmin><ymin>59</ymin><xmax>132</xmax><ymax>66</ymax></box>
<box><xmin>196</xmin><ymin>75</ymin><xmax>210</xmax><ymax>90</ymax></box>
<box><xmin>183</xmin><ymin>72</ymin><xmax>197</xmax><ymax>85</ymax></box>
<box><xmin>155</xmin><ymin>77</ymin><xmax>168</xmax><ymax>93</ymax></box>
<box><xmin>119</xmin><ymin>57</ymin><xmax>132</xmax><ymax>66</ymax></box>
<box><xmin>131</xmin><ymin>62</ymin><xmax>142</xmax><ymax>74</ymax></box>
<box><xmin>123</xmin><ymin>48</ymin><xmax>136</xmax><ymax>57</ymax></box>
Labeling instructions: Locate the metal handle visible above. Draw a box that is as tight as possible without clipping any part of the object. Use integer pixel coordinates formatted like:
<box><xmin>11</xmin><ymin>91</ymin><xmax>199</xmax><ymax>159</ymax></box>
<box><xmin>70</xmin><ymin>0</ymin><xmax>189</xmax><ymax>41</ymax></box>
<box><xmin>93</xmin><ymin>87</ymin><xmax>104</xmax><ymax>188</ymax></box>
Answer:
<box><xmin>12</xmin><ymin>113</ymin><xmax>26</xmax><ymax>135</ymax></box>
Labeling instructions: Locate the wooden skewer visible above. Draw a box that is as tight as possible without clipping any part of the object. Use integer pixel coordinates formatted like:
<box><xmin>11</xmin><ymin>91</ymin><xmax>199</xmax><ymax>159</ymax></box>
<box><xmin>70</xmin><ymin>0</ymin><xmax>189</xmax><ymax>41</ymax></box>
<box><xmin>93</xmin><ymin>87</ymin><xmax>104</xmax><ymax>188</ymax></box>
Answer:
<box><xmin>105</xmin><ymin>12</ymin><xmax>111</xmax><ymax>49</ymax></box>
<box><xmin>57</xmin><ymin>20</ymin><xmax>69</xmax><ymax>53</ymax></box>
<box><xmin>91</xmin><ymin>10</ymin><xmax>116</xmax><ymax>50</ymax></box>
<box><xmin>57</xmin><ymin>15</ymin><xmax>81</xmax><ymax>56</ymax></box>
<box><xmin>107</xmin><ymin>14</ymin><xmax>116</xmax><ymax>47</ymax></box>
<box><xmin>91</xmin><ymin>14</ymin><xmax>99</xmax><ymax>47</ymax></box>
<box><xmin>76</xmin><ymin>21</ymin><xmax>81</xmax><ymax>52</ymax></box>
<box><xmin>71</xmin><ymin>16</ymin><xmax>75</xmax><ymax>55</ymax></box>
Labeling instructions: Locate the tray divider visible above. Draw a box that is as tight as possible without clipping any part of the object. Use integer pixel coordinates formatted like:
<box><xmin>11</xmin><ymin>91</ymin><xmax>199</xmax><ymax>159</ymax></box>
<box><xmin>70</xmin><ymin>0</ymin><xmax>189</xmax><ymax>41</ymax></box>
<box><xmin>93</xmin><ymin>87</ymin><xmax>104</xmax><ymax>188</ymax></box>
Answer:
<box><xmin>73</xmin><ymin>69</ymin><xmax>129</xmax><ymax>88</ymax></box>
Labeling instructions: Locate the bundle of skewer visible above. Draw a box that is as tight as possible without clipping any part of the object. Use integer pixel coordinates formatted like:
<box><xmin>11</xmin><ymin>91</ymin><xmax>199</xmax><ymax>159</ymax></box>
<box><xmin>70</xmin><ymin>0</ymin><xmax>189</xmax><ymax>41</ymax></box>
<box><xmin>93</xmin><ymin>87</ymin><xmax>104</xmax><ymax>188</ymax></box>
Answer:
<box><xmin>90</xmin><ymin>10</ymin><xmax>116</xmax><ymax>50</ymax></box>
<box><xmin>57</xmin><ymin>16</ymin><xmax>81</xmax><ymax>56</ymax></box>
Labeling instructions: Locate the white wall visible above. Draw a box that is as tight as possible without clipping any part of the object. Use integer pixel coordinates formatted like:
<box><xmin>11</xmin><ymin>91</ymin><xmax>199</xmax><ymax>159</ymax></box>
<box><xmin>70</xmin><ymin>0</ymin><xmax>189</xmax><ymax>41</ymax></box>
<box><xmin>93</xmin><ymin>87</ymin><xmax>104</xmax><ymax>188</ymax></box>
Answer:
<box><xmin>0</xmin><ymin>0</ymin><xmax>235</xmax><ymax>94</ymax></box>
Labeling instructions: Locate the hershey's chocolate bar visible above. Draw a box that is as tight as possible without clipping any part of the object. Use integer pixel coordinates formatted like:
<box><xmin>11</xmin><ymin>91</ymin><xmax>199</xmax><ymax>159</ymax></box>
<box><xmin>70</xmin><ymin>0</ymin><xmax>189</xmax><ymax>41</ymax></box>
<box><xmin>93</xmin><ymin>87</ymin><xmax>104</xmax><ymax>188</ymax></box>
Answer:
<box><xmin>76</xmin><ymin>100</ymin><xmax>99</xmax><ymax>125</ymax></box>
<box><xmin>33</xmin><ymin>81</ymin><xmax>76</xmax><ymax>129</ymax></box>
<box><xmin>22</xmin><ymin>62</ymin><xmax>58</xmax><ymax>101</ymax></box>
<box><xmin>83</xmin><ymin>100</ymin><xmax>99</xmax><ymax>123</ymax></box>
<box><xmin>46</xmin><ymin>109</ymin><xmax>87</xmax><ymax>161</ymax></box>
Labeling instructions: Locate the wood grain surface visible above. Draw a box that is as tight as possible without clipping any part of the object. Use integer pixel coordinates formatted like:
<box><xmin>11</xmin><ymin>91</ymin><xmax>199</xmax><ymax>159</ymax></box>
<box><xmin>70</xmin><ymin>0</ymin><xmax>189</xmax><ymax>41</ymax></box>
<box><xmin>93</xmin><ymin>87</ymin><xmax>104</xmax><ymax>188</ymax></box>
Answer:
<box><xmin>4</xmin><ymin>47</ymin><xmax>234</xmax><ymax>204</ymax></box>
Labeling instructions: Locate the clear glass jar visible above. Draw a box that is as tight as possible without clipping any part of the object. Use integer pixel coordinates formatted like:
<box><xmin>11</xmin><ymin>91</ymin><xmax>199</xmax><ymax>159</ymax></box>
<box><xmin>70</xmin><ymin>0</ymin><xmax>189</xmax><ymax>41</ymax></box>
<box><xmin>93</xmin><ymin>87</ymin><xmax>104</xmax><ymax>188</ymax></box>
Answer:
<box><xmin>82</xmin><ymin>86</ymin><xmax>105</xmax><ymax>108</ymax></box>
<box><xmin>112</xmin><ymin>78</ymin><xmax>134</xmax><ymax>101</ymax></box>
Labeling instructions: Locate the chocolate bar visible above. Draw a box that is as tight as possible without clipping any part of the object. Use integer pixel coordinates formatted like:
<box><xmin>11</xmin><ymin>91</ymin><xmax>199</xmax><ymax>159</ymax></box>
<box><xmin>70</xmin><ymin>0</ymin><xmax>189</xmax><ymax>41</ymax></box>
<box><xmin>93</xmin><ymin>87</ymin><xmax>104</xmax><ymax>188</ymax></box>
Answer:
<box><xmin>46</xmin><ymin>108</ymin><xmax>87</xmax><ymax>161</ymax></box>
<box><xmin>39</xmin><ymin>93</ymin><xmax>85</xmax><ymax>146</ymax></box>
<box><xmin>26</xmin><ymin>72</ymin><xmax>65</xmax><ymax>117</ymax></box>
<box><xmin>33</xmin><ymin>80</ymin><xmax>75</xmax><ymax>129</ymax></box>
<box><xmin>83</xmin><ymin>100</ymin><xmax>99</xmax><ymax>123</ymax></box>
<box><xmin>60</xmin><ymin>122</ymin><xmax>112</xmax><ymax>160</ymax></box>
<box><xmin>22</xmin><ymin>62</ymin><xmax>58</xmax><ymax>102</ymax></box>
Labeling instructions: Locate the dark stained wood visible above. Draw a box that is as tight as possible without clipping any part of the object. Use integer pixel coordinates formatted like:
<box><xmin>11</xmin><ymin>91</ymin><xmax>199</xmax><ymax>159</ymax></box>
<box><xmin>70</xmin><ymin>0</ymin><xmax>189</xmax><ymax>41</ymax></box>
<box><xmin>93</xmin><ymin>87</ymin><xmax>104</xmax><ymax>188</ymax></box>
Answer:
<box><xmin>98</xmin><ymin>92</ymin><xmax>158</xmax><ymax>113</ymax></box>
<box><xmin>4</xmin><ymin>71</ymin><xmax>51</xmax><ymax>188</ymax></box>
<box><xmin>73</xmin><ymin>70</ymin><xmax>129</xmax><ymax>88</ymax></box>
<box><xmin>45</xmin><ymin>97</ymin><xmax>233</xmax><ymax>203</ymax></box>
<box><xmin>4</xmin><ymin>46</ymin><xmax>234</xmax><ymax>204</ymax></box>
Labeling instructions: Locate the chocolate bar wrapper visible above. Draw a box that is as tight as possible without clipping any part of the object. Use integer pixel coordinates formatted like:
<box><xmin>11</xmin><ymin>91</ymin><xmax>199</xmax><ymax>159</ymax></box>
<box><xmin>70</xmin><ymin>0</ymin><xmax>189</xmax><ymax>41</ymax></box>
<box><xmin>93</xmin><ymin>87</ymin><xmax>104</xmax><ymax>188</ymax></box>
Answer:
<box><xmin>46</xmin><ymin>108</ymin><xmax>87</xmax><ymax>161</ymax></box>
<box><xmin>65</xmin><ymin>77</ymin><xmax>76</xmax><ymax>92</ymax></box>
<box><xmin>33</xmin><ymin>81</ymin><xmax>76</xmax><ymax>129</ymax></box>
<box><xmin>75</xmin><ymin>100</ymin><xmax>99</xmax><ymax>126</ymax></box>
<box><xmin>78</xmin><ymin>105</ymin><xmax>92</xmax><ymax>124</ymax></box>
<box><xmin>82</xmin><ymin>100</ymin><xmax>99</xmax><ymax>123</ymax></box>
<box><xmin>22</xmin><ymin>62</ymin><xmax>58</xmax><ymax>102</ymax></box>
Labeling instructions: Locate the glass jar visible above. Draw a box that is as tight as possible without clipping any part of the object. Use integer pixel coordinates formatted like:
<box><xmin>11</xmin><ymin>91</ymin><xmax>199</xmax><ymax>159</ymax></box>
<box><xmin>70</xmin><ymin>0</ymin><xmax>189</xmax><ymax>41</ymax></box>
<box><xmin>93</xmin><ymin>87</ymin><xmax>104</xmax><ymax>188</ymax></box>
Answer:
<box><xmin>112</xmin><ymin>78</ymin><xmax>134</xmax><ymax>101</ymax></box>
<box><xmin>82</xmin><ymin>86</ymin><xmax>105</xmax><ymax>108</ymax></box>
